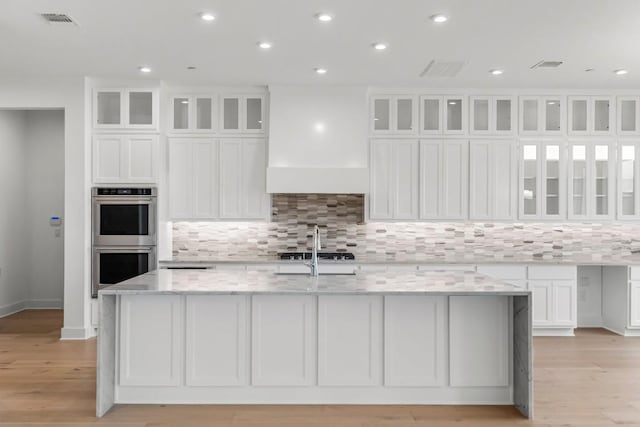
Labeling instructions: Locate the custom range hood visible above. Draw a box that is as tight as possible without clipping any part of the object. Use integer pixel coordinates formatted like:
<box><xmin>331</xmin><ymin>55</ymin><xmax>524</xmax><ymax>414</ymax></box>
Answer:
<box><xmin>266</xmin><ymin>85</ymin><xmax>369</xmax><ymax>193</ymax></box>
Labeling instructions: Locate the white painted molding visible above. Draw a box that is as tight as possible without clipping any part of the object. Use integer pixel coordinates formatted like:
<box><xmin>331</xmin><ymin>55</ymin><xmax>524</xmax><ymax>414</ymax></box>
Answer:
<box><xmin>0</xmin><ymin>301</ymin><xmax>26</xmax><ymax>318</ymax></box>
<box><xmin>60</xmin><ymin>326</ymin><xmax>95</xmax><ymax>340</ymax></box>
<box><xmin>26</xmin><ymin>299</ymin><xmax>64</xmax><ymax>309</ymax></box>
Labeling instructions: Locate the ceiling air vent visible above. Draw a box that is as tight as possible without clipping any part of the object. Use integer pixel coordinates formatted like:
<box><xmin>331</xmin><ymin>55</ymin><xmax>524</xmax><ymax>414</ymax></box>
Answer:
<box><xmin>420</xmin><ymin>60</ymin><xmax>466</xmax><ymax>78</ymax></box>
<box><xmin>531</xmin><ymin>60</ymin><xmax>563</xmax><ymax>69</ymax></box>
<box><xmin>41</xmin><ymin>13</ymin><xmax>78</xmax><ymax>25</ymax></box>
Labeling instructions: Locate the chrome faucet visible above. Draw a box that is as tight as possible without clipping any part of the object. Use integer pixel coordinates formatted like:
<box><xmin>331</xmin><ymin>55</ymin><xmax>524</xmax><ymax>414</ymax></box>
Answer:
<box><xmin>306</xmin><ymin>225</ymin><xmax>321</xmax><ymax>277</ymax></box>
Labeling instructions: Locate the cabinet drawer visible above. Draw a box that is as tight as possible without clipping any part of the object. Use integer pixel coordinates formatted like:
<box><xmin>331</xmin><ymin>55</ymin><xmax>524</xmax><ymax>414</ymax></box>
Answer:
<box><xmin>629</xmin><ymin>266</ymin><xmax>640</xmax><ymax>281</ymax></box>
<box><xmin>477</xmin><ymin>265</ymin><xmax>527</xmax><ymax>280</ymax></box>
<box><xmin>528</xmin><ymin>265</ymin><xmax>576</xmax><ymax>280</ymax></box>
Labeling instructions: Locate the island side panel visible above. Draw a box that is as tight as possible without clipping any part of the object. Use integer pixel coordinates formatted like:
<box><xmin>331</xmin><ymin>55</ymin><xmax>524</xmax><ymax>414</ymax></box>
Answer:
<box><xmin>513</xmin><ymin>294</ymin><xmax>533</xmax><ymax>419</ymax></box>
<box><xmin>96</xmin><ymin>294</ymin><xmax>116</xmax><ymax>417</ymax></box>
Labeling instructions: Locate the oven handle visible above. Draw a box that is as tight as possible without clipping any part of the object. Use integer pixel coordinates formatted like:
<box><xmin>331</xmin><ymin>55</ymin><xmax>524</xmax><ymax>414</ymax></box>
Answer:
<box><xmin>93</xmin><ymin>198</ymin><xmax>154</xmax><ymax>203</ymax></box>
<box><xmin>93</xmin><ymin>246</ymin><xmax>155</xmax><ymax>252</ymax></box>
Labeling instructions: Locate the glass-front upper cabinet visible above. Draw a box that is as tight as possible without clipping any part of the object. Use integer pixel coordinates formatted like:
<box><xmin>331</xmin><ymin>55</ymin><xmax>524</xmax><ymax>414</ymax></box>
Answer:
<box><xmin>568</xmin><ymin>142</ymin><xmax>614</xmax><ymax>219</ymax></box>
<box><xmin>94</xmin><ymin>89</ymin><xmax>157</xmax><ymax>129</ymax></box>
<box><xmin>170</xmin><ymin>95</ymin><xmax>216</xmax><ymax>132</ymax></box>
<box><xmin>370</xmin><ymin>95</ymin><xmax>417</xmax><ymax>134</ymax></box>
<box><xmin>568</xmin><ymin>96</ymin><xmax>612</xmax><ymax>135</ymax></box>
<box><xmin>519</xmin><ymin>141</ymin><xmax>565</xmax><ymax>219</ymax></box>
<box><xmin>519</xmin><ymin>96</ymin><xmax>564</xmax><ymax>135</ymax></box>
<box><xmin>419</xmin><ymin>95</ymin><xmax>466</xmax><ymax>135</ymax></box>
<box><xmin>618</xmin><ymin>97</ymin><xmax>640</xmax><ymax>135</ymax></box>
<box><xmin>619</xmin><ymin>142</ymin><xmax>640</xmax><ymax>219</ymax></box>
<box><xmin>221</xmin><ymin>95</ymin><xmax>266</xmax><ymax>133</ymax></box>
<box><xmin>470</xmin><ymin>96</ymin><xmax>514</xmax><ymax>134</ymax></box>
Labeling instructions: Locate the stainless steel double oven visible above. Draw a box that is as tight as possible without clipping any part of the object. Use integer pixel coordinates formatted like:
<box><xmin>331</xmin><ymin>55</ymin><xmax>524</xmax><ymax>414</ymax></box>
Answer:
<box><xmin>92</xmin><ymin>188</ymin><xmax>157</xmax><ymax>297</ymax></box>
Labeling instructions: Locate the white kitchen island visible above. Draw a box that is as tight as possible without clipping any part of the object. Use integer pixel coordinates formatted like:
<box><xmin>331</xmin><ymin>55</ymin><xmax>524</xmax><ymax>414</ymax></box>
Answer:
<box><xmin>97</xmin><ymin>269</ymin><xmax>532</xmax><ymax>418</ymax></box>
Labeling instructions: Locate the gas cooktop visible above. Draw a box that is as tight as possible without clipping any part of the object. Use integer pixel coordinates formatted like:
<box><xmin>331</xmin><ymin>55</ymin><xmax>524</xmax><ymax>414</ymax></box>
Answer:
<box><xmin>278</xmin><ymin>252</ymin><xmax>355</xmax><ymax>261</ymax></box>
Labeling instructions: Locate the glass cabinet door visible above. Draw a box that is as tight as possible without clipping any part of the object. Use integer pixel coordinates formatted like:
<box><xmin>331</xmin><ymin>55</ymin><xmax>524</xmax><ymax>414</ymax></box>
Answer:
<box><xmin>594</xmin><ymin>144</ymin><xmax>610</xmax><ymax>215</ymax></box>
<box><xmin>445</xmin><ymin>97</ymin><xmax>464</xmax><ymax>133</ymax></box>
<box><xmin>246</xmin><ymin>97</ymin><xmax>263</xmax><ymax>130</ymax></box>
<box><xmin>421</xmin><ymin>96</ymin><xmax>441</xmax><ymax>133</ymax></box>
<box><xmin>173</xmin><ymin>97</ymin><xmax>190</xmax><ymax>129</ymax></box>
<box><xmin>593</xmin><ymin>99</ymin><xmax>611</xmax><ymax>132</ymax></box>
<box><xmin>544</xmin><ymin>99</ymin><xmax>561</xmax><ymax>132</ymax></box>
<box><xmin>471</xmin><ymin>97</ymin><xmax>489</xmax><ymax>132</ymax></box>
<box><xmin>620</xmin><ymin>145</ymin><xmax>637</xmax><ymax>216</ymax></box>
<box><xmin>129</xmin><ymin>91</ymin><xmax>153</xmax><ymax>125</ymax></box>
<box><xmin>522</xmin><ymin>144</ymin><xmax>538</xmax><ymax>216</ymax></box>
<box><xmin>570</xmin><ymin>98</ymin><xmax>588</xmax><ymax>133</ymax></box>
<box><xmin>522</xmin><ymin>99</ymin><xmax>539</xmax><ymax>132</ymax></box>
<box><xmin>495</xmin><ymin>98</ymin><xmax>512</xmax><ymax>132</ymax></box>
<box><xmin>395</xmin><ymin>97</ymin><xmax>414</xmax><ymax>131</ymax></box>
<box><xmin>570</xmin><ymin>145</ymin><xmax>587</xmax><ymax>216</ymax></box>
<box><xmin>96</xmin><ymin>91</ymin><xmax>121</xmax><ymax>125</ymax></box>
<box><xmin>619</xmin><ymin>98</ymin><xmax>639</xmax><ymax>134</ymax></box>
<box><xmin>223</xmin><ymin>97</ymin><xmax>240</xmax><ymax>131</ymax></box>
<box><xmin>373</xmin><ymin>98</ymin><xmax>391</xmax><ymax>131</ymax></box>
<box><xmin>196</xmin><ymin>97</ymin><xmax>213</xmax><ymax>130</ymax></box>
<box><xmin>544</xmin><ymin>145</ymin><xmax>561</xmax><ymax>215</ymax></box>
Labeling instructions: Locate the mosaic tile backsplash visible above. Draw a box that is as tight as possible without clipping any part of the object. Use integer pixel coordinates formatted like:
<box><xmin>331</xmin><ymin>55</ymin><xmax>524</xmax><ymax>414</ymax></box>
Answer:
<box><xmin>172</xmin><ymin>194</ymin><xmax>640</xmax><ymax>262</ymax></box>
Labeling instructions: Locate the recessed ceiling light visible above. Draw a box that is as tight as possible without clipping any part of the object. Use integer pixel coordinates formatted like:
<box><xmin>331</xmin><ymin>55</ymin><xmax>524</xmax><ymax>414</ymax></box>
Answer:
<box><xmin>315</xmin><ymin>68</ymin><xmax>328</xmax><ymax>75</ymax></box>
<box><xmin>138</xmin><ymin>66</ymin><xmax>152</xmax><ymax>73</ymax></box>
<box><xmin>258</xmin><ymin>41</ymin><xmax>272</xmax><ymax>49</ymax></box>
<box><xmin>315</xmin><ymin>13</ymin><xmax>333</xmax><ymax>22</ymax></box>
<box><xmin>430</xmin><ymin>14</ymin><xmax>448</xmax><ymax>23</ymax></box>
<box><xmin>372</xmin><ymin>43</ymin><xmax>388</xmax><ymax>51</ymax></box>
<box><xmin>490</xmin><ymin>69</ymin><xmax>503</xmax><ymax>75</ymax></box>
<box><xmin>199</xmin><ymin>12</ymin><xmax>215</xmax><ymax>21</ymax></box>
<box><xmin>615</xmin><ymin>69</ymin><xmax>629</xmax><ymax>75</ymax></box>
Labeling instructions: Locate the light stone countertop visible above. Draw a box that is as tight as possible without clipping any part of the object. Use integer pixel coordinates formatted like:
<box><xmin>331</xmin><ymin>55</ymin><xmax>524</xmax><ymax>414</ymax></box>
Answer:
<box><xmin>100</xmin><ymin>269</ymin><xmax>530</xmax><ymax>296</ymax></box>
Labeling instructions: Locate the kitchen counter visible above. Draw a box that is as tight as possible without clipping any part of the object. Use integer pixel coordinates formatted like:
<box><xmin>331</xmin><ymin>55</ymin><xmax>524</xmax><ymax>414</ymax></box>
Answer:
<box><xmin>102</xmin><ymin>269</ymin><xmax>530</xmax><ymax>296</ymax></box>
<box><xmin>97</xmin><ymin>269</ymin><xmax>532</xmax><ymax>420</ymax></box>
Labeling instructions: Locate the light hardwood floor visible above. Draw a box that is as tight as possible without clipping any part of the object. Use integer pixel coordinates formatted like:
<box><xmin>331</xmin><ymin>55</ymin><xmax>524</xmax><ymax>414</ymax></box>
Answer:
<box><xmin>1</xmin><ymin>310</ymin><xmax>640</xmax><ymax>426</ymax></box>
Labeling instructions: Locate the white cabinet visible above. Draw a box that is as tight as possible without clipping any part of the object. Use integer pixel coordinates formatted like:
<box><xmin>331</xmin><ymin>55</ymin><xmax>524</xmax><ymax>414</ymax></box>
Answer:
<box><xmin>568</xmin><ymin>96</ymin><xmax>613</xmax><ymax>135</ymax></box>
<box><xmin>470</xmin><ymin>96</ymin><xmax>515</xmax><ymax>135</ymax></box>
<box><xmin>219</xmin><ymin>138</ymin><xmax>269</xmax><ymax>219</ymax></box>
<box><xmin>519</xmin><ymin>141</ymin><xmax>565</xmax><ymax>219</ymax></box>
<box><xmin>630</xmin><ymin>282</ymin><xmax>640</xmax><ymax>327</ymax></box>
<box><xmin>251</xmin><ymin>295</ymin><xmax>316</xmax><ymax>386</ymax></box>
<box><xmin>449</xmin><ymin>296</ymin><xmax>509</xmax><ymax>387</ymax></box>
<box><xmin>170</xmin><ymin>94</ymin><xmax>216</xmax><ymax>132</ymax></box>
<box><xmin>618</xmin><ymin>142</ymin><xmax>640</xmax><ymax>219</ymax></box>
<box><xmin>94</xmin><ymin>89</ymin><xmax>158</xmax><ymax>130</ymax></box>
<box><xmin>169</xmin><ymin>138</ymin><xmax>218</xmax><ymax>219</ymax></box>
<box><xmin>528</xmin><ymin>266</ymin><xmax>577</xmax><ymax>331</ymax></box>
<box><xmin>318</xmin><ymin>296</ymin><xmax>383</xmax><ymax>386</ymax></box>
<box><xmin>618</xmin><ymin>96</ymin><xmax>640</xmax><ymax>135</ymax></box>
<box><xmin>185</xmin><ymin>295</ymin><xmax>249</xmax><ymax>386</ymax></box>
<box><xmin>93</xmin><ymin>134</ymin><xmax>158</xmax><ymax>183</ymax></box>
<box><xmin>469</xmin><ymin>140</ymin><xmax>517</xmax><ymax>220</ymax></box>
<box><xmin>369</xmin><ymin>140</ymin><xmax>419</xmax><ymax>220</ymax></box>
<box><xmin>420</xmin><ymin>140</ymin><xmax>468</xmax><ymax>219</ymax></box>
<box><xmin>568</xmin><ymin>142</ymin><xmax>615</xmax><ymax>219</ymax></box>
<box><xmin>371</xmin><ymin>95</ymin><xmax>418</xmax><ymax>134</ymax></box>
<box><xmin>384</xmin><ymin>296</ymin><xmax>447</xmax><ymax>387</ymax></box>
<box><xmin>220</xmin><ymin>95</ymin><xmax>266</xmax><ymax>133</ymax></box>
<box><xmin>119</xmin><ymin>295</ymin><xmax>182</xmax><ymax>386</ymax></box>
<box><xmin>519</xmin><ymin>96</ymin><xmax>564</xmax><ymax>135</ymax></box>
<box><xmin>419</xmin><ymin>95</ymin><xmax>466</xmax><ymax>135</ymax></box>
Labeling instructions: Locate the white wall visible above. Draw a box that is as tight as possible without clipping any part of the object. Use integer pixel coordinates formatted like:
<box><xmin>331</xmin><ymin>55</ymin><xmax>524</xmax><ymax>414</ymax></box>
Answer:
<box><xmin>25</xmin><ymin>110</ymin><xmax>65</xmax><ymax>308</ymax></box>
<box><xmin>0</xmin><ymin>111</ymin><xmax>29</xmax><ymax>316</ymax></box>
<box><xmin>0</xmin><ymin>78</ymin><xmax>90</xmax><ymax>339</ymax></box>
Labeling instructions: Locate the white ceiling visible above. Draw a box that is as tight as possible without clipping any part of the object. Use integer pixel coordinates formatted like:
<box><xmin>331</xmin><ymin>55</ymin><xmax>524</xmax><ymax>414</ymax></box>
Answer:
<box><xmin>2</xmin><ymin>0</ymin><xmax>640</xmax><ymax>88</ymax></box>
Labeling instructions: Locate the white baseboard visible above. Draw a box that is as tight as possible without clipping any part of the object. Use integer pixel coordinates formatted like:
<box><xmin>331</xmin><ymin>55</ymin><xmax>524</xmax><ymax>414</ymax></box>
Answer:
<box><xmin>533</xmin><ymin>327</ymin><xmax>575</xmax><ymax>337</ymax></box>
<box><xmin>578</xmin><ymin>316</ymin><xmax>603</xmax><ymax>328</ymax></box>
<box><xmin>0</xmin><ymin>300</ymin><xmax>26</xmax><ymax>318</ymax></box>
<box><xmin>602</xmin><ymin>325</ymin><xmax>626</xmax><ymax>336</ymax></box>
<box><xmin>26</xmin><ymin>298</ymin><xmax>63</xmax><ymax>309</ymax></box>
<box><xmin>60</xmin><ymin>326</ymin><xmax>95</xmax><ymax>340</ymax></box>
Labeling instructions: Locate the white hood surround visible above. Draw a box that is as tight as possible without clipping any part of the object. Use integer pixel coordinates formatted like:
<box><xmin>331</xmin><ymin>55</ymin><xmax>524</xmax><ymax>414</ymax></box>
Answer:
<box><xmin>266</xmin><ymin>85</ymin><xmax>369</xmax><ymax>193</ymax></box>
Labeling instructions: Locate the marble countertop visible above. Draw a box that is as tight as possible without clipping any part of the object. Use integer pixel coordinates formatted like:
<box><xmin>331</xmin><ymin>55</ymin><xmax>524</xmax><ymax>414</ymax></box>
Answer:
<box><xmin>100</xmin><ymin>269</ymin><xmax>530</xmax><ymax>296</ymax></box>
<box><xmin>161</xmin><ymin>254</ymin><xmax>640</xmax><ymax>266</ymax></box>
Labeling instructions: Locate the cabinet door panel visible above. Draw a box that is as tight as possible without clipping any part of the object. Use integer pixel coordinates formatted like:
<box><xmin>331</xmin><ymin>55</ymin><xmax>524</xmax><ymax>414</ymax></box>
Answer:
<box><xmin>393</xmin><ymin>141</ymin><xmax>419</xmax><ymax>219</ymax></box>
<box><xmin>442</xmin><ymin>141</ymin><xmax>468</xmax><ymax>219</ymax></box>
<box><xmin>469</xmin><ymin>142</ymin><xmax>491</xmax><ymax>219</ymax></box>
<box><xmin>419</xmin><ymin>141</ymin><xmax>441</xmax><ymax>218</ymax></box>
<box><xmin>630</xmin><ymin>282</ymin><xmax>640</xmax><ymax>327</ymax></box>
<box><xmin>553</xmin><ymin>281</ymin><xmax>577</xmax><ymax>326</ymax></box>
<box><xmin>93</xmin><ymin>136</ymin><xmax>122</xmax><ymax>182</ymax></box>
<box><xmin>318</xmin><ymin>296</ymin><xmax>382</xmax><ymax>386</ymax></box>
<box><xmin>449</xmin><ymin>296</ymin><xmax>509</xmax><ymax>387</ymax></box>
<box><xmin>493</xmin><ymin>141</ymin><xmax>516</xmax><ymax>219</ymax></box>
<box><xmin>186</xmin><ymin>295</ymin><xmax>248</xmax><ymax>386</ymax></box>
<box><xmin>370</xmin><ymin>141</ymin><xmax>394</xmax><ymax>219</ymax></box>
<box><xmin>119</xmin><ymin>295</ymin><xmax>182</xmax><ymax>386</ymax></box>
<box><xmin>169</xmin><ymin>139</ymin><xmax>192</xmax><ymax>219</ymax></box>
<box><xmin>242</xmin><ymin>139</ymin><xmax>267</xmax><ymax>218</ymax></box>
<box><xmin>219</xmin><ymin>140</ymin><xmax>243</xmax><ymax>218</ymax></box>
<box><xmin>251</xmin><ymin>295</ymin><xmax>316</xmax><ymax>386</ymax></box>
<box><xmin>532</xmin><ymin>282</ymin><xmax>552</xmax><ymax>325</ymax></box>
<box><xmin>384</xmin><ymin>296</ymin><xmax>447</xmax><ymax>387</ymax></box>
<box><xmin>193</xmin><ymin>140</ymin><xmax>218</xmax><ymax>218</ymax></box>
<box><xmin>126</xmin><ymin>136</ymin><xmax>156</xmax><ymax>182</ymax></box>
